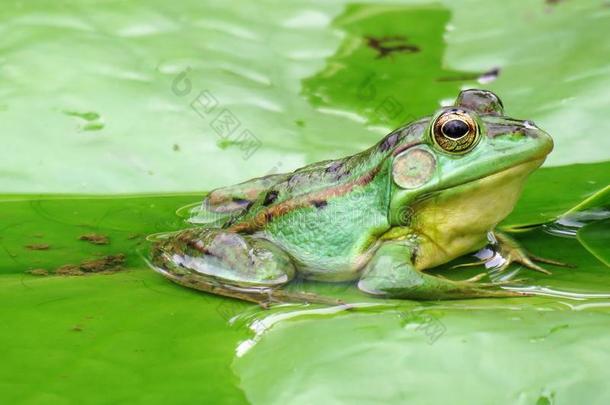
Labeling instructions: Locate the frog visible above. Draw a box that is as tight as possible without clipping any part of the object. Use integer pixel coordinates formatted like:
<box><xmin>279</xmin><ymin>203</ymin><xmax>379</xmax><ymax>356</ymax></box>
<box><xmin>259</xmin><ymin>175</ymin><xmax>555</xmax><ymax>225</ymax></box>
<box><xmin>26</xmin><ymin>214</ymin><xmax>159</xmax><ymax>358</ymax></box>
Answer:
<box><xmin>151</xmin><ymin>89</ymin><xmax>567</xmax><ymax>305</ymax></box>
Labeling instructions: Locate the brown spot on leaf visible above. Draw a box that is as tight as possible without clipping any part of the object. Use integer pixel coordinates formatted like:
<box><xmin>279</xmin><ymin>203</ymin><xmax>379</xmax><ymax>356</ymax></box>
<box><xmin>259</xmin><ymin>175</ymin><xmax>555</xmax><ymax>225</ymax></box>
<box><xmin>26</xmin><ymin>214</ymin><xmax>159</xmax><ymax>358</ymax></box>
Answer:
<box><xmin>365</xmin><ymin>35</ymin><xmax>420</xmax><ymax>59</ymax></box>
<box><xmin>80</xmin><ymin>254</ymin><xmax>125</xmax><ymax>273</ymax></box>
<box><xmin>28</xmin><ymin>268</ymin><xmax>49</xmax><ymax>276</ymax></box>
<box><xmin>25</xmin><ymin>243</ymin><xmax>50</xmax><ymax>251</ymax></box>
<box><xmin>79</xmin><ymin>233</ymin><xmax>110</xmax><ymax>245</ymax></box>
<box><xmin>56</xmin><ymin>264</ymin><xmax>83</xmax><ymax>276</ymax></box>
<box><xmin>55</xmin><ymin>254</ymin><xmax>126</xmax><ymax>276</ymax></box>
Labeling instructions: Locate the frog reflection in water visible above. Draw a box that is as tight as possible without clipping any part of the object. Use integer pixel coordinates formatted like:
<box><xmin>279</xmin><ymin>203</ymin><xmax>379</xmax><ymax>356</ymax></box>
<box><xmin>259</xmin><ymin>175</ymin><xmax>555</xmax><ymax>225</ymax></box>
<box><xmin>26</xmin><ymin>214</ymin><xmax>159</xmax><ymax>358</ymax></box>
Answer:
<box><xmin>151</xmin><ymin>89</ymin><xmax>568</xmax><ymax>305</ymax></box>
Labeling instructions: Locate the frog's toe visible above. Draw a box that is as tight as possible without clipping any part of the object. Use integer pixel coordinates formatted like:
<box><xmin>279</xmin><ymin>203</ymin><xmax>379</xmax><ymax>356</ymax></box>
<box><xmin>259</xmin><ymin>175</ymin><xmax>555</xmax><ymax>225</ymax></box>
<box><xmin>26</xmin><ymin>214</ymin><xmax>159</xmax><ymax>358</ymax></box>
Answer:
<box><xmin>494</xmin><ymin>231</ymin><xmax>573</xmax><ymax>275</ymax></box>
<box><xmin>527</xmin><ymin>253</ymin><xmax>575</xmax><ymax>268</ymax></box>
<box><xmin>451</xmin><ymin>278</ymin><xmax>531</xmax><ymax>298</ymax></box>
<box><xmin>497</xmin><ymin>253</ymin><xmax>553</xmax><ymax>275</ymax></box>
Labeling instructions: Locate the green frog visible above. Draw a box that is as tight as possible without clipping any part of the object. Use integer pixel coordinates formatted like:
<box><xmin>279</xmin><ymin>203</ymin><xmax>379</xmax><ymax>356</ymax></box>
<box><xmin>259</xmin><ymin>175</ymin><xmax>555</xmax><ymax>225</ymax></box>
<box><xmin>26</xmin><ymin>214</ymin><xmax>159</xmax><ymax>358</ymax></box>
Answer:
<box><xmin>151</xmin><ymin>89</ymin><xmax>566</xmax><ymax>304</ymax></box>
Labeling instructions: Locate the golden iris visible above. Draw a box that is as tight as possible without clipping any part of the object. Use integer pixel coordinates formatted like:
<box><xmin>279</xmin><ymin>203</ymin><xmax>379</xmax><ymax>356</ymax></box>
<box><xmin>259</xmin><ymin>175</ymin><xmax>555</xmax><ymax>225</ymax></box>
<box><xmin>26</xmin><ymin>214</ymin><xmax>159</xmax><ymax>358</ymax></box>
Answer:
<box><xmin>432</xmin><ymin>110</ymin><xmax>479</xmax><ymax>153</ymax></box>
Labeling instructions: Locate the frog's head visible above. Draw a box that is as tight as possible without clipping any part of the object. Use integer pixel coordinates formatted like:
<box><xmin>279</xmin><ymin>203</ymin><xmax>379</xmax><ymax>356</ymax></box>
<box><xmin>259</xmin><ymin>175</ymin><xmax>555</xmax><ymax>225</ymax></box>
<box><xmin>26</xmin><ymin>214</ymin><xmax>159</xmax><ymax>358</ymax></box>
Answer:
<box><xmin>388</xmin><ymin>89</ymin><xmax>553</xmax><ymax>228</ymax></box>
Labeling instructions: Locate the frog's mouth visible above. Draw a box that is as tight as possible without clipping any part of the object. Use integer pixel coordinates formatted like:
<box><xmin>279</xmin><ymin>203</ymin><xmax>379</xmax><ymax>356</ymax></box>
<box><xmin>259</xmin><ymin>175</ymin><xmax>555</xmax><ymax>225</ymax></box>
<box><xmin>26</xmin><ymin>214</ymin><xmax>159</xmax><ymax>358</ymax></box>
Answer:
<box><xmin>465</xmin><ymin>157</ymin><xmax>545</xmax><ymax>188</ymax></box>
<box><xmin>431</xmin><ymin>157</ymin><xmax>546</xmax><ymax>201</ymax></box>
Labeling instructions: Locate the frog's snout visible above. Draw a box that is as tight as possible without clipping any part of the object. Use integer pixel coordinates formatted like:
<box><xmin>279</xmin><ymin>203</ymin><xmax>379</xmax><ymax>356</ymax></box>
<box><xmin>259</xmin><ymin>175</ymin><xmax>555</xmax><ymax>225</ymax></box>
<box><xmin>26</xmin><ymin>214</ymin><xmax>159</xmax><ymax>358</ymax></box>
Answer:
<box><xmin>522</xmin><ymin>120</ymin><xmax>554</xmax><ymax>156</ymax></box>
<box><xmin>487</xmin><ymin>118</ymin><xmax>554</xmax><ymax>158</ymax></box>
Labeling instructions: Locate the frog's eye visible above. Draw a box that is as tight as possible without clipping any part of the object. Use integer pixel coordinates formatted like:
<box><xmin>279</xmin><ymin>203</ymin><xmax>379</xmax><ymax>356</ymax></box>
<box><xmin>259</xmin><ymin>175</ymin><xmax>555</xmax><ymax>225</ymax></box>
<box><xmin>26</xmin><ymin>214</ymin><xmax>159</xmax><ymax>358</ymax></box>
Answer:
<box><xmin>432</xmin><ymin>110</ymin><xmax>479</xmax><ymax>153</ymax></box>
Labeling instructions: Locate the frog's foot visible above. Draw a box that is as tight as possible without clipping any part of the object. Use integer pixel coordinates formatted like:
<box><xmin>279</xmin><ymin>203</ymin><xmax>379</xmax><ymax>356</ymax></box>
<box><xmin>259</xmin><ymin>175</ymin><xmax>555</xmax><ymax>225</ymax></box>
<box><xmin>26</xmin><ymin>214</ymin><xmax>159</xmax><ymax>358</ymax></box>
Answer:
<box><xmin>358</xmin><ymin>241</ymin><xmax>528</xmax><ymax>300</ymax></box>
<box><xmin>157</xmin><ymin>271</ymin><xmax>345</xmax><ymax>308</ymax></box>
<box><xmin>150</xmin><ymin>228</ymin><xmax>343</xmax><ymax>307</ymax></box>
<box><xmin>493</xmin><ymin>231</ymin><xmax>574</xmax><ymax>275</ymax></box>
<box><xmin>258</xmin><ymin>289</ymin><xmax>347</xmax><ymax>308</ymax></box>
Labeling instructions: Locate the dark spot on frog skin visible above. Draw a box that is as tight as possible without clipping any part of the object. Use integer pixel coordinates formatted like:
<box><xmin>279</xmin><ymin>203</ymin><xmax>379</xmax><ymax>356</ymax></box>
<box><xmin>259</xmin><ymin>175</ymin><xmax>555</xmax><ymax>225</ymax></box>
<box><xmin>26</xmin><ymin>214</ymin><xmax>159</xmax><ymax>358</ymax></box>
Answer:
<box><xmin>365</xmin><ymin>35</ymin><xmax>420</xmax><ymax>59</ymax></box>
<box><xmin>223</xmin><ymin>217</ymin><xmax>238</xmax><ymax>228</ymax></box>
<box><xmin>263</xmin><ymin>190</ymin><xmax>279</xmax><ymax>206</ymax></box>
<box><xmin>486</xmin><ymin>120</ymin><xmax>535</xmax><ymax>138</ymax></box>
<box><xmin>325</xmin><ymin>161</ymin><xmax>343</xmax><ymax>174</ymax></box>
<box><xmin>410</xmin><ymin>246</ymin><xmax>418</xmax><ymax>264</ymax></box>
<box><xmin>311</xmin><ymin>200</ymin><xmax>328</xmax><ymax>209</ymax></box>
<box><xmin>379</xmin><ymin>132</ymin><xmax>399</xmax><ymax>152</ymax></box>
<box><xmin>287</xmin><ymin>175</ymin><xmax>301</xmax><ymax>189</ymax></box>
<box><xmin>231</xmin><ymin>197</ymin><xmax>251</xmax><ymax>208</ymax></box>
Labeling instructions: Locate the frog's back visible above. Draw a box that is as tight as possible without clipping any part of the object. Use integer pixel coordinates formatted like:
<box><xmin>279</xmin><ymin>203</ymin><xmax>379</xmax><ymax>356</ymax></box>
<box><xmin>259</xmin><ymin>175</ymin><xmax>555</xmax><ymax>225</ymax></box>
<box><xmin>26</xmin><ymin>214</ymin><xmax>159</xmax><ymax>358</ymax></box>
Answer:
<box><xmin>222</xmin><ymin>120</ymin><xmax>428</xmax><ymax>279</ymax></box>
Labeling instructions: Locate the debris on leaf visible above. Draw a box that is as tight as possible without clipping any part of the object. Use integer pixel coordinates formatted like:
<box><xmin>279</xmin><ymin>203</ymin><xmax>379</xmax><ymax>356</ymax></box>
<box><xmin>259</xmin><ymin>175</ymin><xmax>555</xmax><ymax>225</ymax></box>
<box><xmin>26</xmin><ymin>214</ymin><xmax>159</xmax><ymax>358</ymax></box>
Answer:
<box><xmin>28</xmin><ymin>269</ymin><xmax>49</xmax><ymax>276</ymax></box>
<box><xmin>56</xmin><ymin>264</ymin><xmax>83</xmax><ymax>276</ymax></box>
<box><xmin>80</xmin><ymin>254</ymin><xmax>125</xmax><ymax>273</ymax></box>
<box><xmin>25</xmin><ymin>243</ymin><xmax>50</xmax><ymax>250</ymax></box>
<box><xmin>78</xmin><ymin>233</ymin><xmax>110</xmax><ymax>245</ymax></box>
<box><xmin>55</xmin><ymin>254</ymin><xmax>126</xmax><ymax>276</ymax></box>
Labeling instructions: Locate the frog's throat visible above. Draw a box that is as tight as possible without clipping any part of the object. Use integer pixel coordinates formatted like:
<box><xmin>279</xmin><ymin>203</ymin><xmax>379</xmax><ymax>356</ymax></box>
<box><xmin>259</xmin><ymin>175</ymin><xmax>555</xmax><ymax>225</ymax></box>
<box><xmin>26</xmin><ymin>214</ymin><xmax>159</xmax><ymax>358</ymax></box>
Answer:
<box><xmin>226</xmin><ymin>165</ymin><xmax>382</xmax><ymax>234</ymax></box>
<box><xmin>409</xmin><ymin>158</ymin><xmax>544</xmax><ymax>270</ymax></box>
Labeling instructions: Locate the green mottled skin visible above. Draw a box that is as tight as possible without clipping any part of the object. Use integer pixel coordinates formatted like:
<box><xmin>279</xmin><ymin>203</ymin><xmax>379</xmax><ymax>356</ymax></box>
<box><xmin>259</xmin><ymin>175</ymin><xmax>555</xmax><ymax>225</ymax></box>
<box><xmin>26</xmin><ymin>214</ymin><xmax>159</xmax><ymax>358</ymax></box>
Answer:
<box><xmin>151</xmin><ymin>90</ymin><xmax>554</xmax><ymax>302</ymax></box>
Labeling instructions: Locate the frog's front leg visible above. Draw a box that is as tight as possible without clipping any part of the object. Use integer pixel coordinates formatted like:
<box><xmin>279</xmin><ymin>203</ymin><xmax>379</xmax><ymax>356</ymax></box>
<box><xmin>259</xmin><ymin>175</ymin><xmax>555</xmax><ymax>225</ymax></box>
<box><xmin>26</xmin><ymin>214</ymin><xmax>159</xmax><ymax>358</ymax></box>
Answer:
<box><xmin>151</xmin><ymin>228</ymin><xmax>342</xmax><ymax>307</ymax></box>
<box><xmin>358</xmin><ymin>240</ymin><xmax>525</xmax><ymax>300</ymax></box>
<box><xmin>492</xmin><ymin>231</ymin><xmax>573</xmax><ymax>275</ymax></box>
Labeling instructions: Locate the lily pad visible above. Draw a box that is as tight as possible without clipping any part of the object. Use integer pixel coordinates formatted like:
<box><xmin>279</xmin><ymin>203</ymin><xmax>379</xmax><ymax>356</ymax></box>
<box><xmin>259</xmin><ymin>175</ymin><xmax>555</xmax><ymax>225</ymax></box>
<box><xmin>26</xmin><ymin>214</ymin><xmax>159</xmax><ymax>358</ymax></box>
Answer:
<box><xmin>501</xmin><ymin>161</ymin><xmax>610</xmax><ymax>228</ymax></box>
<box><xmin>2</xmin><ymin>0</ymin><xmax>610</xmax><ymax>403</ymax></box>
<box><xmin>578</xmin><ymin>219</ymin><xmax>610</xmax><ymax>267</ymax></box>
<box><xmin>302</xmin><ymin>4</ymin><xmax>484</xmax><ymax>127</ymax></box>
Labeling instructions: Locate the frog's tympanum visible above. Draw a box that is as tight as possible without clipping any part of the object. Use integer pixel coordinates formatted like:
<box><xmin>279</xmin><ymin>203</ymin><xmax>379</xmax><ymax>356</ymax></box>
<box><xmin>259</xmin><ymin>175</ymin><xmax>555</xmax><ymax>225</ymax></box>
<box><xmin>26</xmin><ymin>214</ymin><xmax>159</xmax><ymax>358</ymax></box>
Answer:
<box><xmin>152</xmin><ymin>89</ymin><xmax>564</xmax><ymax>304</ymax></box>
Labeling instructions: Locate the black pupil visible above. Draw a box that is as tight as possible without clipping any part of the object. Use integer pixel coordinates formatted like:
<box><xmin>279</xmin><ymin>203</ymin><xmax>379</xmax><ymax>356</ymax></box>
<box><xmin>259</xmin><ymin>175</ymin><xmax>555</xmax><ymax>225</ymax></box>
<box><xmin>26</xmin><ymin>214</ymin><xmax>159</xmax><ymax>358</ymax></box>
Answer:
<box><xmin>442</xmin><ymin>119</ymin><xmax>470</xmax><ymax>139</ymax></box>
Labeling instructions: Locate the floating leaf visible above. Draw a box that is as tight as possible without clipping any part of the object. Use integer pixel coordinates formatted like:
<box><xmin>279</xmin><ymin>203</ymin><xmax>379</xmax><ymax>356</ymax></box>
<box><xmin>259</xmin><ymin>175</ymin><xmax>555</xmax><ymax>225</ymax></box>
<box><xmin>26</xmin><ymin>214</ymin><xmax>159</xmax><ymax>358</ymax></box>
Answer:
<box><xmin>578</xmin><ymin>219</ymin><xmax>610</xmax><ymax>267</ymax></box>
<box><xmin>502</xmin><ymin>161</ymin><xmax>610</xmax><ymax>228</ymax></box>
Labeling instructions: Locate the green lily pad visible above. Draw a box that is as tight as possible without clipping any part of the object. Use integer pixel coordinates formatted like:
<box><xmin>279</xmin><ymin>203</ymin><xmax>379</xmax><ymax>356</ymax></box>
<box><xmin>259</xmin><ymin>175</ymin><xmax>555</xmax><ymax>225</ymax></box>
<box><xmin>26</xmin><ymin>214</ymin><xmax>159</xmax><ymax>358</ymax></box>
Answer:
<box><xmin>1</xmin><ymin>182</ymin><xmax>610</xmax><ymax>403</ymax></box>
<box><xmin>1</xmin><ymin>0</ymin><xmax>609</xmax><ymax>195</ymax></box>
<box><xmin>578</xmin><ymin>219</ymin><xmax>610</xmax><ymax>267</ymax></box>
<box><xmin>2</xmin><ymin>0</ymin><xmax>610</xmax><ymax>403</ymax></box>
<box><xmin>302</xmin><ymin>4</ymin><xmax>483</xmax><ymax>128</ymax></box>
<box><xmin>566</xmin><ymin>185</ymin><xmax>610</xmax><ymax>215</ymax></box>
<box><xmin>501</xmin><ymin>161</ymin><xmax>610</xmax><ymax>228</ymax></box>
<box><xmin>0</xmin><ymin>194</ymin><xmax>202</xmax><ymax>275</ymax></box>
<box><xmin>234</xmin><ymin>307</ymin><xmax>610</xmax><ymax>404</ymax></box>
<box><xmin>0</xmin><ymin>270</ymin><xmax>250</xmax><ymax>404</ymax></box>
